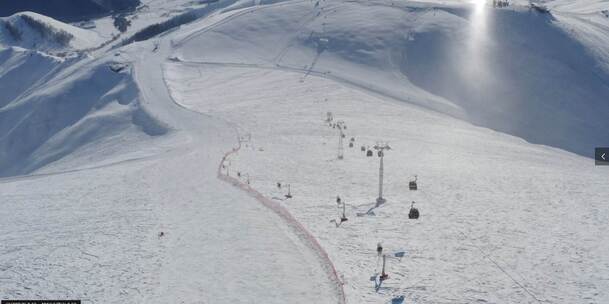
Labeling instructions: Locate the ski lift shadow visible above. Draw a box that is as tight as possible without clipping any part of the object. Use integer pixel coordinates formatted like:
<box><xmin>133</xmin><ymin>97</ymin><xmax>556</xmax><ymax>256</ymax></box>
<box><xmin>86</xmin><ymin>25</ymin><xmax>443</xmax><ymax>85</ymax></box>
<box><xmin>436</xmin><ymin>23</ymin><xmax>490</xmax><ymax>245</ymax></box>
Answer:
<box><xmin>356</xmin><ymin>207</ymin><xmax>376</xmax><ymax>217</ymax></box>
<box><xmin>330</xmin><ymin>216</ymin><xmax>348</xmax><ymax>227</ymax></box>
<box><xmin>355</xmin><ymin>199</ymin><xmax>385</xmax><ymax>217</ymax></box>
<box><xmin>372</xmin><ymin>254</ymin><xmax>390</xmax><ymax>291</ymax></box>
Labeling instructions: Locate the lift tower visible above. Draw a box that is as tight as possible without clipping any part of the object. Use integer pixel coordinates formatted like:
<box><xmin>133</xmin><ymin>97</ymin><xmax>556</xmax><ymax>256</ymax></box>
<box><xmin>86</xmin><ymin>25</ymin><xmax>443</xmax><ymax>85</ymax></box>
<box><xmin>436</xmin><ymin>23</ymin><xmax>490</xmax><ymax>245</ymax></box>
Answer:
<box><xmin>336</xmin><ymin>121</ymin><xmax>345</xmax><ymax>160</ymax></box>
<box><xmin>374</xmin><ymin>142</ymin><xmax>391</xmax><ymax>205</ymax></box>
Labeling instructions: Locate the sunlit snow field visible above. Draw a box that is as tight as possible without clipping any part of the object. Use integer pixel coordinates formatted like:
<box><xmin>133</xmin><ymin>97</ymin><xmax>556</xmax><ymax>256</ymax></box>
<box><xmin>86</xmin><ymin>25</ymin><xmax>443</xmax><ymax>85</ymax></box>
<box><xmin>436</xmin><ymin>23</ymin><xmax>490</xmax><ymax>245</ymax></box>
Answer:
<box><xmin>1</xmin><ymin>0</ymin><xmax>609</xmax><ymax>303</ymax></box>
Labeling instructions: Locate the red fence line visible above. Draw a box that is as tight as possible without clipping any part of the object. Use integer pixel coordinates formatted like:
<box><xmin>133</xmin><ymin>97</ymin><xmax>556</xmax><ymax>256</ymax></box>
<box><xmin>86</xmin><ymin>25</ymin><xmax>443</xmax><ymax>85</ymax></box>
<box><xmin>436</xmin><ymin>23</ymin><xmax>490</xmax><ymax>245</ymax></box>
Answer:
<box><xmin>217</xmin><ymin>141</ymin><xmax>347</xmax><ymax>304</ymax></box>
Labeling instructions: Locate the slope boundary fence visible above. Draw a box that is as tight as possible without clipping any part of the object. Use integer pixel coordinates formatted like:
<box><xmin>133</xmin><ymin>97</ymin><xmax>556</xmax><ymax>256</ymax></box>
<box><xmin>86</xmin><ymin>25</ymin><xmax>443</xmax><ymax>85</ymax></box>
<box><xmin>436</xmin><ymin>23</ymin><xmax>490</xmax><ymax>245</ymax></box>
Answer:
<box><xmin>217</xmin><ymin>138</ymin><xmax>347</xmax><ymax>304</ymax></box>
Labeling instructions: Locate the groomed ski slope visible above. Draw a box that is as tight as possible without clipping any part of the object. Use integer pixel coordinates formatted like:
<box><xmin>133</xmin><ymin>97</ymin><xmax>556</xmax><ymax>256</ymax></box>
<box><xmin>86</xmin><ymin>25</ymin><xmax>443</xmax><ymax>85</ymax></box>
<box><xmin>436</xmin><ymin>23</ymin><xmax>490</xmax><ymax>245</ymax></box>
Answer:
<box><xmin>0</xmin><ymin>37</ymin><xmax>341</xmax><ymax>304</ymax></box>
<box><xmin>164</xmin><ymin>60</ymin><xmax>609</xmax><ymax>304</ymax></box>
<box><xmin>163</xmin><ymin>0</ymin><xmax>609</xmax><ymax>302</ymax></box>
<box><xmin>0</xmin><ymin>0</ymin><xmax>608</xmax><ymax>303</ymax></box>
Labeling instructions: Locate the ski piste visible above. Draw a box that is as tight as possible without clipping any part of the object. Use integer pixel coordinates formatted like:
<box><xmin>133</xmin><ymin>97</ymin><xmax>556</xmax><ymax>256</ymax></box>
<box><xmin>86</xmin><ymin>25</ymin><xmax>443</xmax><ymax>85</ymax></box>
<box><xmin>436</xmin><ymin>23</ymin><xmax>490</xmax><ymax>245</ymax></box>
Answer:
<box><xmin>1</xmin><ymin>0</ymin><xmax>609</xmax><ymax>303</ymax></box>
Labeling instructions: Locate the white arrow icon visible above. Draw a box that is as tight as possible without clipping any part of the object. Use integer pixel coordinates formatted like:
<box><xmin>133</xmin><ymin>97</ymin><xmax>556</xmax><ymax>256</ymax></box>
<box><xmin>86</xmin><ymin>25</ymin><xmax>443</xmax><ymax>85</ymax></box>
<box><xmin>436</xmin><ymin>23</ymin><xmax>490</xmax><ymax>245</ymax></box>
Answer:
<box><xmin>603</xmin><ymin>153</ymin><xmax>607</xmax><ymax>161</ymax></box>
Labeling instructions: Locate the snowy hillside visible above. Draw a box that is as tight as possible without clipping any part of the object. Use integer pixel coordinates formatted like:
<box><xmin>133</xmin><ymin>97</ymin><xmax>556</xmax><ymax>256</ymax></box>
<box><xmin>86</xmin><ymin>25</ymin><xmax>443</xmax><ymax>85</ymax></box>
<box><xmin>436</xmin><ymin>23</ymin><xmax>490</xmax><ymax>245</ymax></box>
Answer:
<box><xmin>0</xmin><ymin>0</ymin><xmax>141</xmax><ymax>22</ymax></box>
<box><xmin>0</xmin><ymin>43</ymin><xmax>169</xmax><ymax>178</ymax></box>
<box><xmin>1</xmin><ymin>0</ymin><xmax>608</xmax><ymax>303</ymax></box>
<box><xmin>173</xmin><ymin>0</ymin><xmax>609</xmax><ymax>157</ymax></box>
<box><xmin>0</xmin><ymin>12</ymin><xmax>103</xmax><ymax>51</ymax></box>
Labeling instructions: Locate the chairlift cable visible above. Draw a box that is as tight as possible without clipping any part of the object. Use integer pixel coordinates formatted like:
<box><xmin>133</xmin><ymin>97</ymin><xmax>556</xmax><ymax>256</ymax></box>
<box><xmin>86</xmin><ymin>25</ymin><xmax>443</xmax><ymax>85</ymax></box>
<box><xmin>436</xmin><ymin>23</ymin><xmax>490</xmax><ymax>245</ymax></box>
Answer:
<box><xmin>458</xmin><ymin>231</ymin><xmax>543</xmax><ymax>303</ymax></box>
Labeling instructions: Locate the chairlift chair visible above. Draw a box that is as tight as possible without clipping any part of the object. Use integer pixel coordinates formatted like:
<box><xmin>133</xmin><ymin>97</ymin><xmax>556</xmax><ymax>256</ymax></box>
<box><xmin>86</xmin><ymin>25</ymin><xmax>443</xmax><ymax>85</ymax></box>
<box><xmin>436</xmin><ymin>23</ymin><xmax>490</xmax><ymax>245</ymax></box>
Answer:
<box><xmin>367</xmin><ymin>150</ymin><xmax>373</xmax><ymax>157</ymax></box>
<box><xmin>408</xmin><ymin>201</ymin><xmax>419</xmax><ymax>219</ymax></box>
<box><xmin>361</xmin><ymin>146</ymin><xmax>366</xmax><ymax>152</ymax></box>
<box><xmin>409</xmin><ymin>175</ymin><xmax>418</xmax><ymax>190</ymax></box>
<box><xmin>349</xmin><ymin>142</ymin><xmax>354</xmax><ymax>148</ymax></box>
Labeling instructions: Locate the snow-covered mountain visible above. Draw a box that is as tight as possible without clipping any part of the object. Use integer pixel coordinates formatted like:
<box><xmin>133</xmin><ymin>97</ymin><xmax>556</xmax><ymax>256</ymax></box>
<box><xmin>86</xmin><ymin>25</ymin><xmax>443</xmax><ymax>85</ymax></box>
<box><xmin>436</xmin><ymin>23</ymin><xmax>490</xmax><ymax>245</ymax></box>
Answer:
<box><xmin>1</xmin><ymin>0</ymin><xmax>608</xmax><ymax>303</ymax></box>
<box><xmin>0</xmin><ymin>12</ymin><xmax>103</xmax><ymax>51</ymax></box>
<box><xmin>0</xmin><ymin>0</ymin><xmax>141</xmax><ymax>22</ymax></box>
<box><xmin>172</xmin><ymin>0</ymin><xmax>609</xmax><ymax>157</ymax></box>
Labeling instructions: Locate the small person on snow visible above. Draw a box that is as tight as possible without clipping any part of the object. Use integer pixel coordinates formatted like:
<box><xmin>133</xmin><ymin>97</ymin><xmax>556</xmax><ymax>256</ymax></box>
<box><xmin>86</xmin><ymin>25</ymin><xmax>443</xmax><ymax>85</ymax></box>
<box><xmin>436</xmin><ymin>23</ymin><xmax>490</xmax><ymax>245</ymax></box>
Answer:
<box><xmin>377</xmin><ymin>242</ymin><xmax>383</xmax><ymax>256</ymax></box>
<box><xmin>336</xmin><ymin>195</ymin><xmax>341</xmax><ymax>204</ymax></box>
<box><xmin>277</xmin><ymin>182</ymin><xmax>282</xmax><ymax>188</ymax></box>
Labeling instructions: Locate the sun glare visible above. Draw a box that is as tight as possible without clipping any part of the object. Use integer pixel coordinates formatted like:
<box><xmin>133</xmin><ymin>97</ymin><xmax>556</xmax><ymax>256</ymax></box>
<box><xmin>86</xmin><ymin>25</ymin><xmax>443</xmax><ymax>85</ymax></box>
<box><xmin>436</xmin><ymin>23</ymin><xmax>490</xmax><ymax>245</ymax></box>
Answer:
<box><xmin>463</xmin><ymin>0</ymin><xmax>490</xmax><ymax>84</ymax></box>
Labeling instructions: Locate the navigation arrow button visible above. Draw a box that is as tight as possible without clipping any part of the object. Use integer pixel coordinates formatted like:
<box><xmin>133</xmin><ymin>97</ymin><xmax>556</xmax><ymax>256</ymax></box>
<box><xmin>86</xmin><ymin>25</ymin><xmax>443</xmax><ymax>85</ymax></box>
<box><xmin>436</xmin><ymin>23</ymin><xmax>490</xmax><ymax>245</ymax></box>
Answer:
<box><xmin>596</xmin><ymin>148</ymin><xmax>609</xmax><ymax>166</ymax></box>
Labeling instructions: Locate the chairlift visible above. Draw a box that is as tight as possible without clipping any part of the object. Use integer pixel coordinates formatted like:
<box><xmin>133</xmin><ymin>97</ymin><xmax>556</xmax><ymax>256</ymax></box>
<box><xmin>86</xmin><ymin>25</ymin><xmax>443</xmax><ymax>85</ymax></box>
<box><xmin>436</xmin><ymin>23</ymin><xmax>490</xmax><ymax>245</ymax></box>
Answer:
<box><xmin>378</xmin><ymin>150</ymin><xmax>383</xmax><ymax>157</ymax></box>
<box><xmin>361</xmin><ymin>146</ymin><xmax>366</xmax><ymax>152</ymax></box>
<box><xmin>408</xmin><ymin>201</ymin><xmax>419</xmax><ymax>219</ymax></box>
<box><xmin>349</xmin><ymin>142</ymin><xmax>354</xmax><ymax>148</ymax></box>
<box><xmin>367</xmin><ymin>150</ymin><xmax>373</xmax><ymax>157</ymax></box>
<box><xmin>341</xmin><ymin>134</ymin><xmax>346</xmax><ymax>138</ymax></box>
<box><xmin>409</xmin><ymin>175</ymin><xmax>418</xmax><ymax>191</ymax></box>
<box><xmin>350</xmin><ymin>137</ymin><xmax>355</xmax><ymax>142</ymax></box>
